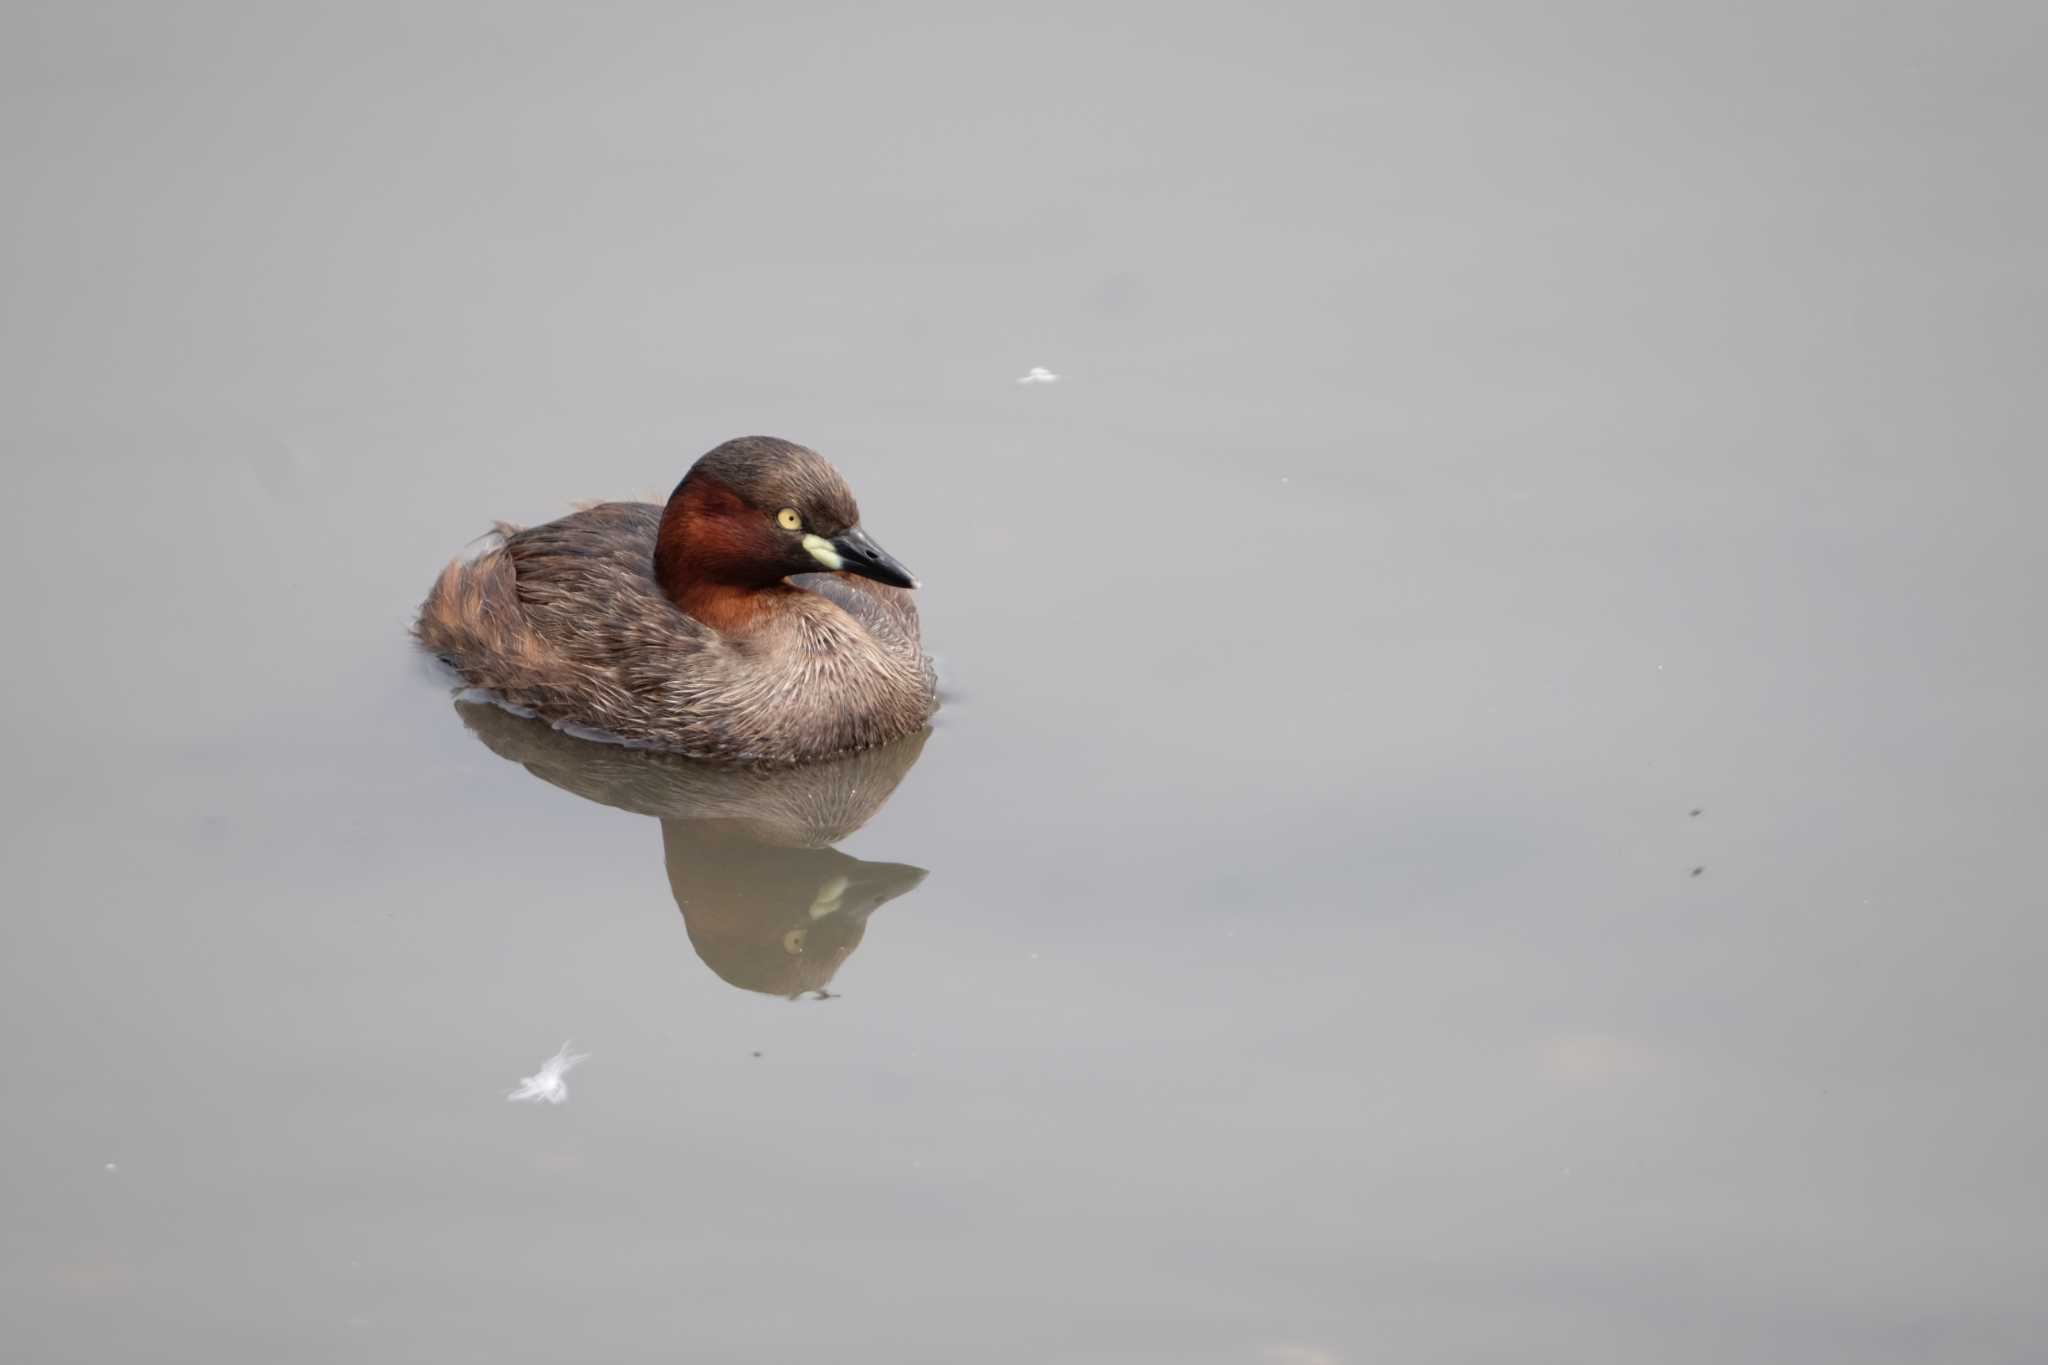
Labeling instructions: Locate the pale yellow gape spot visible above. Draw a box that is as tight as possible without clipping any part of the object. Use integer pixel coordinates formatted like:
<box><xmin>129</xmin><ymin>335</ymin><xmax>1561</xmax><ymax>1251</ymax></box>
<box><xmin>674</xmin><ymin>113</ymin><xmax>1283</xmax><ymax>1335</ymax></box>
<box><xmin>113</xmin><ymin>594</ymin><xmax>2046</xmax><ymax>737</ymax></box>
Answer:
<box><xmin>809</xmin><ymin>875</ymin><xmax>850</xmax><ymax>920</ymax></box>
<box><xmin>777</xmin><ymin>507</ymin><xmax>803</xmax><ymax>531</ymax></box>
<box><xmin>801</xmin><ymin>533</ymin><xmax>843</xmax><ymax>570</ymax></box>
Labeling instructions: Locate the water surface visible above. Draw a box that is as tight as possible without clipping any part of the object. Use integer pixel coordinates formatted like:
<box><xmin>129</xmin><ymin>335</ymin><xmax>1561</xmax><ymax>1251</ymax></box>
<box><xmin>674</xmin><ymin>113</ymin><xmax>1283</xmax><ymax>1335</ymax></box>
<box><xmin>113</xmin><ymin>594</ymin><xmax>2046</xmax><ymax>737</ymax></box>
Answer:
<box><xmin>4</xmin><ymin>4</ymin><xmax>2044</xmax><ymax>1362</ymax></box>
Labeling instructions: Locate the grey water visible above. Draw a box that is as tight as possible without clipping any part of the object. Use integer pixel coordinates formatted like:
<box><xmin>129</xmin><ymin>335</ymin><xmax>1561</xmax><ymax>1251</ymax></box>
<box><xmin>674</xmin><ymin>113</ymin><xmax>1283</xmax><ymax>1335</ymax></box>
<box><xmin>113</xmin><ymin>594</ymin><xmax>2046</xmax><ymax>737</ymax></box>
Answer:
<box><xmin>4</xmin><ymin>4</ymin><xmax>2045</xmax><ymax>1362</ymax></box>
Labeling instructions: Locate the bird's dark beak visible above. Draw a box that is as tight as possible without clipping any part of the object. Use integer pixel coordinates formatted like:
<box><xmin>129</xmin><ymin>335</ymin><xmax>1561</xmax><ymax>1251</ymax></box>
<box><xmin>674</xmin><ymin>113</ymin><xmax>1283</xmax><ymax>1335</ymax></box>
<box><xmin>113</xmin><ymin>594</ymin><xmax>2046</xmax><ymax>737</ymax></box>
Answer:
<box><xmin>820</xmin><ymin>526</ymin><xmax>919</xmax><ymax>589</ymax></box>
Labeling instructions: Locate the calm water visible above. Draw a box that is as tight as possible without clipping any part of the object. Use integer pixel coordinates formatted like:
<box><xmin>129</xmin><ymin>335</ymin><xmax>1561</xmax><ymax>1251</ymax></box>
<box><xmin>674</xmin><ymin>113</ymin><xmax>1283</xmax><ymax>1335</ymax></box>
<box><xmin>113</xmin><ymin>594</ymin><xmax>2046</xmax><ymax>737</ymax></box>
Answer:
<box><xmin>6</xmin><ymin>4</ymin><xmax>2045</xmax><ymax>1362</ymax></box>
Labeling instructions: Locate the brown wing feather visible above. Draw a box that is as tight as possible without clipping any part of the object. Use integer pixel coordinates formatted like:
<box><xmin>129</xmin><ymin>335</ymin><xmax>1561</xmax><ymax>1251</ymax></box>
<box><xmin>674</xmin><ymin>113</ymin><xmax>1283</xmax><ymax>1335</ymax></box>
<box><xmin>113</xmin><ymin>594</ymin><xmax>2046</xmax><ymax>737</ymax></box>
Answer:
<box><xmin>415</xmin><ymin>505</ymin><xmax>706</xmax><ymax>729</ymax></box>
<box><xmin>501</xmin><ymin>503</ymin><xmax>714</xmax><ymax>669</ymax></box>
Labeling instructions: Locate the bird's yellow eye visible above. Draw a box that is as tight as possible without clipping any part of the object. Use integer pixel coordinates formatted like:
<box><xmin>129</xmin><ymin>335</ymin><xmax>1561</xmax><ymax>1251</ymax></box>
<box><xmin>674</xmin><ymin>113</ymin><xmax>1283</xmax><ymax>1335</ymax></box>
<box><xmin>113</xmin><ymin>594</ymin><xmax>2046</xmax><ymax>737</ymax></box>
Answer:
<box><xmin>782</xmin><ymin>927</ymin><xmax>807</xmax><ymax>954</ymax></box>
<box><xmin>777</xmin><ymin>508</ymin><xmax>803</xmax><ymax>531</ymax></box>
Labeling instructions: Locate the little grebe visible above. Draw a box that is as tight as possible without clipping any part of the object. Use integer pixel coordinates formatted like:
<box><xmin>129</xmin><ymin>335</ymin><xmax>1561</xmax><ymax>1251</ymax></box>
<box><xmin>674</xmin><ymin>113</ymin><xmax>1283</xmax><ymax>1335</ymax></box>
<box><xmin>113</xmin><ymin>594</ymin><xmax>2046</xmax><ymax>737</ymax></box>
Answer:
<box><xmin>416</xmin><ymin>436</ymin><xmax>937</xmax><ymax>764</ymax></box>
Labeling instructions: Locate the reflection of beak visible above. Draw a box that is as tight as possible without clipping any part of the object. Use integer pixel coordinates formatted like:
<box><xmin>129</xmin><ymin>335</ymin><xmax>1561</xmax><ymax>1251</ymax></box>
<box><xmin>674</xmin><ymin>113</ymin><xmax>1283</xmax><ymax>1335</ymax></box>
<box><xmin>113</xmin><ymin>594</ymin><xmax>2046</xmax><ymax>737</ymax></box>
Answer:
<box><xmin>805</xmin><ymin>527</ymin><xmax>919</xmax><ymax>588</ymax></box>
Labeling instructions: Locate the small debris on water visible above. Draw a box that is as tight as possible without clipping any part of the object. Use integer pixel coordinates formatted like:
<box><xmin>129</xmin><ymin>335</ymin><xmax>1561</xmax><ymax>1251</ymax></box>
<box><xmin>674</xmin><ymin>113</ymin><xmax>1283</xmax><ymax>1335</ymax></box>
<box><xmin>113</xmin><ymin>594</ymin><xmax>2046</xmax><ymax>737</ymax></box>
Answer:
<box><xmin>1689</xmin><ymin>808</ymin><xmax>1703</xmax><ymax>817</ymax></box>
<box><xmin>1016</xmin><ymin>365</ymin><xmax>1059</xmax><ymax>385</ymax></box>
<box><xmin>1690</xmin><ymin>866</ymin><xmax>1705</xmax><ymax>878</ymax></box>
<box><xmin>750</xmin><ymin>1051</ymin><xmax>763</xmax><ymax>1059</ymax></box>
<box><xmin>508</xmin><ymin>1042</ymin><xmax>589</xmax><ymax>1105</ymax></box>
<box><xmin>104</xmin><ymin>1163</ymin><xmax>118</xmax><ymax>1173</ymax></box>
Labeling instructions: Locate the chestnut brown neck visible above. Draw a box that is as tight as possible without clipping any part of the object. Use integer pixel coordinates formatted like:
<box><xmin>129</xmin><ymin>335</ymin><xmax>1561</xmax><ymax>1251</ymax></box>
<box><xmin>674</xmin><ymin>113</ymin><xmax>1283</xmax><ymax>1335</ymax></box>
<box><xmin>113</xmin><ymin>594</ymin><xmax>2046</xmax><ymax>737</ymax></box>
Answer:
<box><xmin>655</xmin><ymin>477</ymin><xmax>790</xmax><ymax>633</ymax></box>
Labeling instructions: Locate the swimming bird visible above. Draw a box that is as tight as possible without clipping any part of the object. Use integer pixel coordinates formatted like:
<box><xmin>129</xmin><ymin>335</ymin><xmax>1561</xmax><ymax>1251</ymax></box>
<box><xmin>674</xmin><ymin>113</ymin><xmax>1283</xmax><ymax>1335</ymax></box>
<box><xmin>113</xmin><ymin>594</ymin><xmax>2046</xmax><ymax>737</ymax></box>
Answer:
<box><xmin>417</xmin><ymin>436</ymin><xmax>936</xmax><ymax>764</ymax></box>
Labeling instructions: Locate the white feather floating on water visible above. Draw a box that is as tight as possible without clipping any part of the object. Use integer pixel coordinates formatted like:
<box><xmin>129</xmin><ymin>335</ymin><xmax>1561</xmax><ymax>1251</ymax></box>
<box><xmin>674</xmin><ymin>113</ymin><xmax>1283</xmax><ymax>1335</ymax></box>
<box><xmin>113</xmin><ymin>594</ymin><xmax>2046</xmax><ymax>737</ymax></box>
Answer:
<box><xmin>508</xmin><ymin>1042</ymin><xmax>589</xmax><ymax>1105</ymax></box>
<box><xmin>1015</xmin><ymin>366</ymin><xmax>1059</xmax><ymax>385</ymax></box>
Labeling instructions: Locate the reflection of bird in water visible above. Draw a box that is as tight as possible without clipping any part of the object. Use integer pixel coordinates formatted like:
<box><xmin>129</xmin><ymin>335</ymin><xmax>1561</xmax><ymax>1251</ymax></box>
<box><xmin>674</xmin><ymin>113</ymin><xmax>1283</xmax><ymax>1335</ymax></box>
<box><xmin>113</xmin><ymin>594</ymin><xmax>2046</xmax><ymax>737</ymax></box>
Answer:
<box><xmin>662</xmin><ymin>823</ymin><xmax>923</xmax><ymax>996</ymax></box>
<box><xmin>456</xmin><ymin>701</ymin><xmax>931</xmax><ymax>995</ymax></box>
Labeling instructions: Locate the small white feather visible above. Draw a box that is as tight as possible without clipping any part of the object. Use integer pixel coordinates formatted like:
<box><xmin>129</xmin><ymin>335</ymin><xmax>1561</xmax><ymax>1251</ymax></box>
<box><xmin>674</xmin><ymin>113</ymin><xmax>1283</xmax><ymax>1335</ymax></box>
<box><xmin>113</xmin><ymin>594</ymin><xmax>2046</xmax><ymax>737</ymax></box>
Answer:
<box><xmin>508</xmin><ymin>1042</ymin><xmax>590</xmax><ymax>1105</ymax></box>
